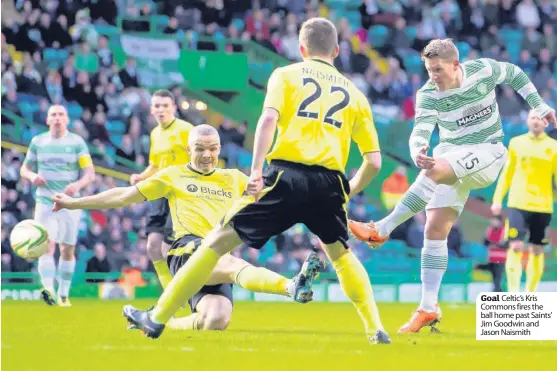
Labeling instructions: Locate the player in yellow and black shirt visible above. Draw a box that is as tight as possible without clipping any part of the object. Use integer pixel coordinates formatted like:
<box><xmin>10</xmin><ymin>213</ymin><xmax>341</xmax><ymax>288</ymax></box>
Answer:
<box><xmin>120</xmin><ymin>18</ymin><xmax>391</xmax><ymax>344</ymax></box>
<box><xmin>52</xmin><ymin>125</ymin><xmax>322</xmax><ymax>331</ymax></box>
<box><xmin>129</xmin><ymin>89</ymin><xmax>193</xmax><ymax>289</ymax></box>
<box><xmin>491</xmin><ymin>110</ymin><xmax>557</xmax><ymax>292</ymax></box>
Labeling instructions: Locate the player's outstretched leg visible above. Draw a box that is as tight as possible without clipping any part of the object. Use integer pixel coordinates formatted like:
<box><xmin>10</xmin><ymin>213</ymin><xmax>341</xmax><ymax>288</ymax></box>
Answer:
<box><xmin>349</xmin><ymin>172</ymin><xmax>438</xmax><ymax>247</ymax></box>
<box><xmin>123</xmin><ymin>305</ymin><xmax>165</xmax><ymax>339</ymax></box>
<box><xmin>321</xmin><ymin>241</ymin><xmax>391</xmax><ymax>344</ymax></box>
<box><xmin>123</xmin><ymin>226</ymin><xmax>242</xmax><ymax>338</ymax></box>
<box><xmin>288</xmin><ymin>252</ymin><xmax>323</xmax><ymax>303</ymax></box>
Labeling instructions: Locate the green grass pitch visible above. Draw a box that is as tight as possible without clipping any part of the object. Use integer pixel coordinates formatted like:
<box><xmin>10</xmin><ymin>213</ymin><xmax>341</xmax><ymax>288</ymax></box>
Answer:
<box><xmin>2</xmin><ymin>300</ymin><xmax>556</xmax><ymax>371</ymax></box>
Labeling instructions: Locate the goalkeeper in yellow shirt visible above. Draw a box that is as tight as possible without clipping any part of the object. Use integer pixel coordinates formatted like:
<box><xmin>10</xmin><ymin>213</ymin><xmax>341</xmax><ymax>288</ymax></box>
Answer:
<box><xmin>53</xmin><ymin>125</ymin><xmax>321</xmax><ymax>331</ymax></box>
<box><xmin>491</xmin><ymin>110</ymin><xmax>557</xmax><ymax>292</ymax></box>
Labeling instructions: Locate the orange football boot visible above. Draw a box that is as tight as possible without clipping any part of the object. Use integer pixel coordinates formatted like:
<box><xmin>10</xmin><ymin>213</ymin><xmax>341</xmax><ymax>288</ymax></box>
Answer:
<box><xmin>397</xmin><ymin>306</ymin><xmax>442</xmax><ymax>334</ymax></box>
<box><xmin>347</xmin><ymin>220</ymin><xmax>389</xmax><ymax>248</ymax></box>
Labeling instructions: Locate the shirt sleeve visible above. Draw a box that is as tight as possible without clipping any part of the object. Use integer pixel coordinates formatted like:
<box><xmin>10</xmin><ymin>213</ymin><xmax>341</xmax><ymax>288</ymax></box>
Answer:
<box><xmin>486</xmin><ymin>58</ymin><xmax>554</xmax><ymax>118</ymax></box>
<box><xmin>263</xmin><ymin>68</ymin><xmax>286</xmax><ymax>115</ymax></box>
<box><xmin>136</xmin><ymin>167</ymin><xmax>173</xmax><ymax>201</ymax></box>
<box><xmin>23</xmin><ymin>138</ymin><xmax>38</xmax><ymax>171</ymax></box>
<box><xmin>351</xmin><ymin>95</ymin><xmax>380</xmax><ymax>153</ymax></box>
<box><xmin>76</xmin><ymin>137</ymin><xmax>93</xmax><ymax>168</ymax></box>
<box><xmin>409</xmin><ymin>90</ymin><xmax>438</xmax><ymax>166</ymax></box>
<box><xmin>492</xmin><ymin>139</ymin><xmax>517</xmax><ymax>204</ymax></box>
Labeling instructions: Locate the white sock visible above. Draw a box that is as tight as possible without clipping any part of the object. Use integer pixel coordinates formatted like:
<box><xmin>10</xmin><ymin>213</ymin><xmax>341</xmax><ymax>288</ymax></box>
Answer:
<box><xmin>37</xmin><ymin>254</ymin><xmax>56</xmax><ymax>293</ymax></box>
<box><xmin>419</xmin><ymin>239</ymin><xmax>448</xmax><ymax>311</ymax></box>
<box><xmin>376</xmin><ymin>173</ymin><xmax>437</xmax><ymax>237</ymax></box>
<box><xmin>58</xmin><ymin>258</ymin><xmax>76</xmax><ymax>298</ymax></box>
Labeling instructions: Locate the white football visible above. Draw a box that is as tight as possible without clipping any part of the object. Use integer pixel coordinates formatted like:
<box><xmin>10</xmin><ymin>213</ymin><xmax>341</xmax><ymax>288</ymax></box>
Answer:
<box><xmin>10</xmin><ymin>219</ymin><xmax>49</xmax><ymax>259</ymax></box>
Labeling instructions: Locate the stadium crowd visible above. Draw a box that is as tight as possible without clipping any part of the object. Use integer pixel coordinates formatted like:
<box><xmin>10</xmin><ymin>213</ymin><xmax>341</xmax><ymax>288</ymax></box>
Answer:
<box><xmin>2</xmin><ymin>0</ymin><xmax>555</xmax><ymax>275</ymax></box>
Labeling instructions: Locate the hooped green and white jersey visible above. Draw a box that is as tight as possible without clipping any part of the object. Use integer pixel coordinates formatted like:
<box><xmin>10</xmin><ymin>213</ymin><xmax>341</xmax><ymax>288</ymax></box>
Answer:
<box><xmin>410</xmin><ymin>58</ymin><xmax>554</xmax><ymax>163</ymax></box>
<box><xmin>23</xmin><ymin>132</ymin><xmax>93</xmax><ymax>205</ymax></box>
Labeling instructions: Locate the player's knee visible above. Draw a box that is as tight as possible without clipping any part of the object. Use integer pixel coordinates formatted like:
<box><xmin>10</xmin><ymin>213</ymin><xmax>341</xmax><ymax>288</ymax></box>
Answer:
<box><xmin>59</xmin><ymin>244</ymin><xmax>75</xmax><ymax>260</ymax></box>
<box><xmin>530</xmin><ymin>245</ymin><xmax>544</xmax><ymax>255</ymax></box>
<box><xmin>204</xmin><ymin>226</ymin><xmax>243</xmax><ymax>256</ymax></box>
<box><xmin>146</xmin><ymin>234</ymin><xmax>164</xmax><ymax>260</ymax></box>
<box><xmin>424</xmin><ymin>160</ymin><xmax>457</xmax><ymax>185</ymax></box>
<box><xmin>509</xmin><ymin>240</ymin><xmax>524</xmax><ymax>252</ymax></box>
<box><xmin>199</xmin><ymin>309</ymin><xmax>231</xmax><ymax>331</ymax></box>
<box><xmin>424</xmin><ymin>221</ymin><xmax>451</xmax><ymax>240</ymax></box>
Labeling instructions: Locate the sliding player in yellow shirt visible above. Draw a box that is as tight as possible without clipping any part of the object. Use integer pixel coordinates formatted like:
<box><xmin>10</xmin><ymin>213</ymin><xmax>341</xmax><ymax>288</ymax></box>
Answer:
<box><xmin>491</xmin><ymin>110</ymin><xmax>557</xmax><ymax>292</ymax></box>
<box><xmin>130</xmin><ymin>90</ymin><xmax>194</xmax><ymax>290</ymax></box>
<box><xmin>53</xmin><ymin>125</ymin><xmax>321</xmax><ymax>331</ymax></box>
<box><xmin>118</xmin><ymin>18</ymin><xmax>390</xmax><ymax>344</ymax></box>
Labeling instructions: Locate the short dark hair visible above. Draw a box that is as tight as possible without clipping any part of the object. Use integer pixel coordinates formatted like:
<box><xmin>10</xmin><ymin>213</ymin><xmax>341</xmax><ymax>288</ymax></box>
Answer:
<box><xmin>152</xmin><ymin>89</ymin><xmax>175</xmax><ymax>102</ymax></box>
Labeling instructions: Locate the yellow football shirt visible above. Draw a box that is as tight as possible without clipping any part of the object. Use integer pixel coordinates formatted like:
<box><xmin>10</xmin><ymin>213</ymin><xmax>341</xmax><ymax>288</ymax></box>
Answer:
<box><xmin>149</xmin><ymin>118</ymin><xmax>194</xmax><ymax>169</ymax></box>
<box><xmin>263</xmin><ymin>59</ymin><xmax>380</xmax><ymax>173</ymax></box>
<box><xmin>136</xmin><ymin>165</ymin><xmax>249</xmax><ymax>238</ymax></box>
<box><xmin>493</xmin><ymin>133</ymin><xmax>557</xmax><ymax>213</ymax></box>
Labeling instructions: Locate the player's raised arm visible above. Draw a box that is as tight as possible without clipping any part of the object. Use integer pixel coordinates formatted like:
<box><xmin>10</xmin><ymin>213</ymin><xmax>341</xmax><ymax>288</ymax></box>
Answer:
<box><xmin>487</xmin><ymin>58</ymin><xmax>557</xmax><ymax>127</ymax></box>
<box><xmin>53</xmin><ymin>167</ymin><xmax>173</xmax><ymax>211</ymax></box>
<box><xmin>491</xmin><ymin>138</ymin><xmax>518</xmax><ymax>215</ymax></box>
<box><xmin>349</xmin><ymin>96</ymin><xmax>382</xmax><ymax>197</ymax></box>
<box><xmin>409</xmin><ymin>90</ymin><xmax>438</xmax><ymax>167</ymax></box>
<box><xmin>52</xmin><ymin>186</ymin><xmax>146</xmax><ymax>211</ymax></box>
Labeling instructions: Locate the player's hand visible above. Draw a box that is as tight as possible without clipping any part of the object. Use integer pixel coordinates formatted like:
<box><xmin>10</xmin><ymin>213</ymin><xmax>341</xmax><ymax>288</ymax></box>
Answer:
<box><xmin>51</xmin><ymin>193</ymin><xmax>74</xmax><ymax>211</ymax></box>
<box><xmin>491</xmin><ymin>203</ymin><xmax>502</xmax><ymax>216</ymax></box>
<box><xmin>416</xmin><ymin>146</ymin><xmax>435</xmax><ymax>169</ymax></box>
<box><xmin>31</xmin><ymin>174</ymin><xmax>47</xmax><ymax>187</ymax></box>
<box><xmin>542</xmin><ymin>110</ymin><xmax>557</xmax><ymax>128</ymax></box>
<box><xmin>247</xmin><ymin>170</ymin><xmax>263</xmax><ymax>201</ymax></box>
<box><xmin>130</xmin><ymin>174</ymin><xmax>142</xmax><ymax>185</ymax></box>
<box><xmin>64</xmin><ymin>183</ymin><xmax>79</xmax><ymax>196</ymax></box>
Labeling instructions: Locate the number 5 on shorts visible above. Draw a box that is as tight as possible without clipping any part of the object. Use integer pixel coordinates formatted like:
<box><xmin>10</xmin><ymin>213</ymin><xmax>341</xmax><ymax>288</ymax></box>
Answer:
<box><xmin>460</xmin><ymin>152</ymin><xmax>479</xmax><ymax>170</ymax></box>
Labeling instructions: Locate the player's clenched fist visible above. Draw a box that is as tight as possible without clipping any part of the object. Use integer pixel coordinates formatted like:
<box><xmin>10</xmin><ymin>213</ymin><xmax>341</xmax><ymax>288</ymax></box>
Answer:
<box><xmin>416</xmin><ymin>146</ymin><xmax>435</xmax><ymax>170</ymax></box>
<box><xmin>542</xmin><ymin>110</ymin><xmax>557</xmax><ymax>128</ymax></box>
<box><xmin>51</xmin><ymin>193</ymin><xmax>74</xmax><ymax>211</ymax></box>
<box><xmin>31</xmin><ymin>174</ymin><xmax>47</xmax><ymax>187</ymax></box>
<box><xmin>246</xmin><ymin>170</ymin><xmax>263</xmax><ymax>201</ymax></box>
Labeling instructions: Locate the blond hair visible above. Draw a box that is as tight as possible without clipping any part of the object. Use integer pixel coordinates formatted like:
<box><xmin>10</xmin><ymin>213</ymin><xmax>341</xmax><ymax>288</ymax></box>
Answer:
<box><xmin>299</xmin><ymin>18</ymin><xmax>338</xmax><ymax>57</ymax></box>
<box><xmin>421</xmin><ymin>39</ymin><xmax>459</xmax><ymax>61</ymax></box>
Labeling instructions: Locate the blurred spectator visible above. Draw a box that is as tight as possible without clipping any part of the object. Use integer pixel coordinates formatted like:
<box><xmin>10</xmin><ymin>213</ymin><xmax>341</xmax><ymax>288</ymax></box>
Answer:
<box><xmin>477</xmin><ymin>216</ymin><xmax>508</xmax><ymax>292</ymax></box>
<box><xmin>118</xmin><ymin>58</ymin><xmax>139</xmax><ymax>88</ymax></box>
<box><xmin>116</xmin><ymin>135</ymin><xmax>137</xmax><ymax>162</ymax></box>
<box><xmin>86</xmin><ymin>243</ymin><xmax>112</xmax><ymax>282</ymax></box>
<box><xmin>406</xmin><ymin>212</ymin><xmax>426</xmax><ymax>250</ymax></box>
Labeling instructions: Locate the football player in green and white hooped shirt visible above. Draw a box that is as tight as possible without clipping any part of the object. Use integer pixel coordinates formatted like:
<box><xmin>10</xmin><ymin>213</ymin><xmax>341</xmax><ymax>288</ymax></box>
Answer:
<box><xmin>348</xmin><ymin>39</ymin><xmax>557</xmax><ymax>333</ymax></box>
<box><xmin>21</xmin><ymin>105</ymin><xmax>95</xmax><ymax>307</ymax></box>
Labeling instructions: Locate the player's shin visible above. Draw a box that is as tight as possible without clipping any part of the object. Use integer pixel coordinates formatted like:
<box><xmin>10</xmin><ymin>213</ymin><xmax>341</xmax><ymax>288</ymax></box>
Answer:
<box><xmin>151</xmin><ymin>244</ymin><xmax>221</xmax><ymax>324</ymax></box>
<box><xmin>419</xmin><ymin>239</ymin><xmax>448</xmax><ymax>311</ymax></box>
<box><xmin>526</xmin><ymin>250</ymin><xmax>545</xmax><ymax>292</ymax></box>
<box><xmin>376</xmin><ymin>172</ymin><xmax>436</xmax><ymax>237</ymax></box>
<box><xmin>331</xmin><ymin>249</ymin><xmax>384</xmax><ymax>334</ymax></box>
<box><xmin>57</xmin><ymin>257</ymin><xmax>75</xmax><ymax>299</ymax></box>
<box><xmin>167</xmin><ymin>313</ymin><xmax>201</xmax><ymax>330</ymax></box>
<box><xmin>235</xmin><ymin>265</ymin><xmax>289</xmax><ymax>296</ymax></box>
<box><xmin>153</xmin><ymin>260</ymin><xmax>172</xmax><ymax>289</ymax></box>
<box><xmin>38</xmin><ymin>253</ymin><xmax>57</xmax><ymax>294</ymax></box>
<box><xmin>505</xmin><ymin>249</ymin><xmax>523</xmax><ymax>292</ymax></box>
